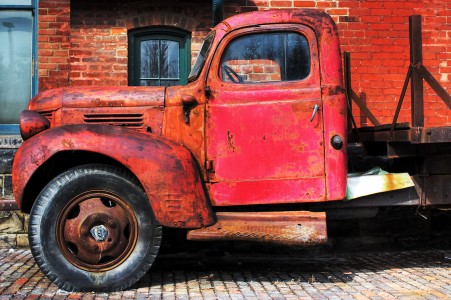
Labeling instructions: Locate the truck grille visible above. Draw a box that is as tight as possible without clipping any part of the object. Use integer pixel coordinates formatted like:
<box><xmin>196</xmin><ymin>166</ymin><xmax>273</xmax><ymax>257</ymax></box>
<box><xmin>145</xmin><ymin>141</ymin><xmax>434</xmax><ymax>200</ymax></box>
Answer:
<box><xmin>39</xmin><ymin>111</ymin><xmax>55</xmax><ymax>123</ymax></box>
<box><xmin>83</xmin><ymin>113</ymin><xmax>144</xmax><ymax>129</ymax></box>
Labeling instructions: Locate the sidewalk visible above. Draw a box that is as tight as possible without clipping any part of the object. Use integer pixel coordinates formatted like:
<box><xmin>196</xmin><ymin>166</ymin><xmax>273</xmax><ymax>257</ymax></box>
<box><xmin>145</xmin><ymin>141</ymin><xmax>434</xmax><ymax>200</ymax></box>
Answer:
<box><xmin>0</xmin><ymin>248</ymin><xmax>450</xmax><ymax>299</ymax></box>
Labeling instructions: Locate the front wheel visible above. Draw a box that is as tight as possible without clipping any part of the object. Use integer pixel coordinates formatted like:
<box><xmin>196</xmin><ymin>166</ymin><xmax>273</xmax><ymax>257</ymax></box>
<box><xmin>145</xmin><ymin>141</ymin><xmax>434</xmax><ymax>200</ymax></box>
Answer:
<box><xmin>29</xmin><ymin>164</ymin><xmax>162</xmax><ymax>292</ymax></box>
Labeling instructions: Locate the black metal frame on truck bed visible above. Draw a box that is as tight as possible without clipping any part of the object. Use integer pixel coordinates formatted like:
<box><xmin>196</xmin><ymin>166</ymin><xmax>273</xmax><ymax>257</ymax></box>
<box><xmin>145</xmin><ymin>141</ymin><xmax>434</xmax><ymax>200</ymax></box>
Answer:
<box><xmin>346</xmin><ymin>15</ymin><xmax>451</xmax><ymax>145</ymax></box>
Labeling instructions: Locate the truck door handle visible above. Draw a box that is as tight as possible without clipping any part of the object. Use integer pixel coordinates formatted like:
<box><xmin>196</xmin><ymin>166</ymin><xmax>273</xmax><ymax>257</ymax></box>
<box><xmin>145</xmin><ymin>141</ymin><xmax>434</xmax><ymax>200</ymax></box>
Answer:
<box><xmin>310</xmin><ymin>104</ymin><xmax>320</xmax><ymax>122</ymax></box>
<box><xmin>182</xmin><ymin>95</ymin><xmax>198</xmax><ymax>124</ymax></box>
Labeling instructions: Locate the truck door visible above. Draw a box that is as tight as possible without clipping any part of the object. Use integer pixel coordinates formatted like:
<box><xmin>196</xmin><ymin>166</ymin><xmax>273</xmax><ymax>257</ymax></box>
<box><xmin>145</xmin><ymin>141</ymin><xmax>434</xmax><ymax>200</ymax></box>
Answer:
<box><xmin>206</xmin><ymin>25</ymin><xmax>325</xmax><ymax>206</ymax></box>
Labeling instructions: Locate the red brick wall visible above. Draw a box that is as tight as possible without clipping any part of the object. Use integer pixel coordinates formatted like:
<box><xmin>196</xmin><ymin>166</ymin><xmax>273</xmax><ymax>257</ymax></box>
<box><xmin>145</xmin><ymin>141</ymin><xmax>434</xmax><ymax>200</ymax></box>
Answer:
<box><xmin>37</xmin><ymin>0</ymin><xmax>450</xmax><ymax>127</ymax></box>
<box><xmin>38</xmin><ymin>0</ymin><xmax>71</xmax><ymax>91</ymax></box>
<box><xmin>69</xmin><ymin>0</ymin><xmax>211</xmax><ymax>87</ymax></box>
<box><xmin>334</xmin><ymin>0</ymin><xmax>451</xmax><ymax>127</ymax></box>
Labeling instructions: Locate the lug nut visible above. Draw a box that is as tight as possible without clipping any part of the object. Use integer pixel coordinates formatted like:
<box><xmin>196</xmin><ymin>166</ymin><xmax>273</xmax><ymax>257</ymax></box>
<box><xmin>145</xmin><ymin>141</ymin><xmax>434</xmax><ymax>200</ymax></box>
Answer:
<box><xmin>81</xmin><ymin>227</ymin><xmax>88</xmax><ymax>236</ymax></box>
<box><xmin>108</xmin><ymin>220</ymin><xmax>116</xmax><ymax>228</ymax></box>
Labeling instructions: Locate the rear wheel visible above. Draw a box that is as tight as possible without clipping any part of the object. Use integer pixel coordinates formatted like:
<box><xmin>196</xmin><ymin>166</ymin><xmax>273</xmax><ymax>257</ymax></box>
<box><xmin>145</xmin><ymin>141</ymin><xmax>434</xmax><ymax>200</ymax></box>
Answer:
<box><xmin>29</xmin><ymin>164</ymin><xmax>162</xmax><ymax>292</ymax></box>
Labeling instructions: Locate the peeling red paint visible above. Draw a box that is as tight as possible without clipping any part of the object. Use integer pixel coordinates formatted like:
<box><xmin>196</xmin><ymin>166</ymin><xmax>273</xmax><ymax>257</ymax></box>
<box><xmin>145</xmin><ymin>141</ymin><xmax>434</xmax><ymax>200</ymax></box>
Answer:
<box><xmin>12</xmin><ymin>125</ymin><xmax>214</xmax><ymax>228</ymax></box>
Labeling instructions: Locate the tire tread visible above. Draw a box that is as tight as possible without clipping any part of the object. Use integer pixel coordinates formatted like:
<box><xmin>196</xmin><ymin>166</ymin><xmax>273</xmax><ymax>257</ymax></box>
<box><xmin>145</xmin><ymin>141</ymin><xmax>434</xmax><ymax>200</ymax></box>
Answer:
<box><xmin>28</xmin><ymin>164</ymin><xmax>162</xmax><ymax>292</ymax></box>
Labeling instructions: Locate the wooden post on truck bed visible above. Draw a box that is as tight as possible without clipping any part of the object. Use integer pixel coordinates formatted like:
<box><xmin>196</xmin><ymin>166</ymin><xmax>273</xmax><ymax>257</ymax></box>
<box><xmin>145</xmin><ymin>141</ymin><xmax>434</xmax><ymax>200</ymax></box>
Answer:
<box><xmin>409</xmin><ymin>15</ymin><xmax>424</xmax><ymax>128</ymax></box>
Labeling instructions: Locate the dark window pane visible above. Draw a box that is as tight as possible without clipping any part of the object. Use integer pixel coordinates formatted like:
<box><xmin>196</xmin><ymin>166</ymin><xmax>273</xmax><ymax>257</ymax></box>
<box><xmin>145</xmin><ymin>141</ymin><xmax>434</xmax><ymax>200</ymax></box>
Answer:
<box><xmin>160</xmin><ymin>80</ymin><xmax>180</xmax><ymax>87</ymax></box>
<box><xmin>0</xmin><ymin>10</ymin><xmax>32</xmax><ymax>124</ymax></box>
<box><xmin>286</xmin><ymin>33</ymin><xmax>310</xmax><ymax>80</ymax></box>
<box><xmin>139</xmin><ymin>39</ymin><xmax>180</xmax><ymax>86</ymax></box>
<box><xmin>140</xmin><ymin>79</ymin><xmax>159</xmax><ymax>86</ymax></box>
<box><xmin>140</xmin><ymin>40</ymin><xmax>159</xmax><ymax>78</ymax></box>
<box><xmin>220</xmin><ymin>32</ymin><xmax>310</xmax><ymax>84</ymax></box>
<box><xmin>160</xmin><ymin>40</ymin><xmax>179</xmax><ymax>79</ymax></box>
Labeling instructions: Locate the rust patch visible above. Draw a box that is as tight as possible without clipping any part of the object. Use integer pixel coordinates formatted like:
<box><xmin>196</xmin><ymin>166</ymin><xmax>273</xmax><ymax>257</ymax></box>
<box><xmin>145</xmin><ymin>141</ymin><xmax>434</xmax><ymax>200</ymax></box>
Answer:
<box><xmin>92</xmin><ymin>98</ymin><xmax>125</xmax><ymax>107</ymax></box>
<box><xmin>62</xmin><ymin>139</ymin><xmax>74</xmax><ymax>149</ymax></box>
<box><xmin>227</xmin><ymin>131</ymin><xmax>236</xmax><ymax>152</ymax></box>
<box><xmin>30</xmin><ymin>145</ymin><xmax>49</xmax><ymax>166</ymax></box>
<box><xmin>187</xmin><ymin>211</ymin><xmax>327</xmax><ymax>246</ymax></box>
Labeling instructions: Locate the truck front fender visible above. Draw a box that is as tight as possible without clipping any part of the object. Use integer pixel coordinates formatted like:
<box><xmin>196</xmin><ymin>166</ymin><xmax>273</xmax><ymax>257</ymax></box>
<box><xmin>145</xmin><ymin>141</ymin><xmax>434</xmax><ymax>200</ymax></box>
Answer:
<box><xmin>12</xmin><ymin>124</ymin><xmax>215</xmax><ymax>228</ymax></box>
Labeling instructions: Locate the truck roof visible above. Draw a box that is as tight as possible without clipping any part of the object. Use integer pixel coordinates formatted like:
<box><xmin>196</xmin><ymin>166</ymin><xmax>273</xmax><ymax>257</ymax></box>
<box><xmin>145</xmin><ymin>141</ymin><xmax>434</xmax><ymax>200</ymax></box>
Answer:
<box><xmin>211</xmin><ymin>9</ymin><xmax>342</xmax><ymax>92</ymax></box>
<box><xmin>215</xmin><ymin>9</ymin><xmax>337</xmax><ymax>34</ymax></box>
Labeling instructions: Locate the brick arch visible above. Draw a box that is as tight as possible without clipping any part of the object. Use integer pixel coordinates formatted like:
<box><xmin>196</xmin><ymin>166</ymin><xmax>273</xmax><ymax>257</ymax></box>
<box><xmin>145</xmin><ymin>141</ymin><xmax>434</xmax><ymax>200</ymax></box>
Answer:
<box><xmin>122</xmin><ymin>12</ymin><xmax>198</xmax><ymax>33</ymax></box>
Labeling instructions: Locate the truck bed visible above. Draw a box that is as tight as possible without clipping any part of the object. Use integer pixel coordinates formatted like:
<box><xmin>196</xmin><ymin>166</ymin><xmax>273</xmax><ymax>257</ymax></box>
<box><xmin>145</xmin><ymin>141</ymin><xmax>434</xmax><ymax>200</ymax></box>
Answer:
<box><xmin>350</xmin><ymin>123</ymin><xmax>451</xmax><ymax>144</ymax></box>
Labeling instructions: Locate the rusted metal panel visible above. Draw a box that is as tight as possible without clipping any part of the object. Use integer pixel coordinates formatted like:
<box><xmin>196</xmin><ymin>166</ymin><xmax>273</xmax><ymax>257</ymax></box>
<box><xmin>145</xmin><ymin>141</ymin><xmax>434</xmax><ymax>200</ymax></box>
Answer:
<box><xmin>323</xmin><ymin>92</ymin><xmax>347</xmax><ymax>201</ymax></box>
<box><xmin>163</xmin><ymin>82</ymin><xmax>208</xmax><ymax>177</ymax></box>
<box><xmin>171</xmin><ymin>9</ymin><xmax>347</xmax><ymax>205</ymax></box>
<box><xmin>209</xmin><ymin>178</ymin><xmax>326</xmax><ymax>206</ymax></box>
<box><xmin>29</xmin><ymin>86</ymin><xmax>164</xmax><ymax>111</ymax></box>
<box><xmin>61</xmin><ymin>107</ymin><xmax>163</xmax><ymax>135</ymax></box>
<box><xmin>12</xmin><ymin>125</ymin><xmax>214</xmax><ymax>228</ymax></box>
<box><xmin>354</xmin><ymin>129</ymin><xmax>412</xmax><ymax>143</ymax></box>
<box><xmin>206</xmin><ymin>95</ymin><xmax>325</xmax><ymax>184</ymax></box>
<box><xmin>411</xmin><ymin>126</ymin><xmax>451</xmax><ymax>144</ymax></box>
<box><xmin>203</xmin><ymin>18</ymin><xmax>346</xmax><ymax>206</ymax></box>
<box><xmin>28</xmin><ymin>86</ymin><xmax>165</xmax><ymax>135</ymax></box>
<box><xmin>61</xmin><ymin>86</ymin><xmax>165</xmax><ymax>108</ymax></box>
<box><xmin>19</xmin><ymin>110</ymin><xmax>50</xmax><ymax>140</ymax></box>
<box><xmin>187</xmin><ymin>211</ymin><xmax>327</xmax><ymax>246</ymax></box>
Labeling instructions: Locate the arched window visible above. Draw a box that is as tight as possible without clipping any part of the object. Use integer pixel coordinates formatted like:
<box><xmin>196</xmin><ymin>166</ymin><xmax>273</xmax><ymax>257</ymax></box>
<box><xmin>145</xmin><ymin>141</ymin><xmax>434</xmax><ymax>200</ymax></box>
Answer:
<box><xmin>128</xmin><ymin>27</ymin><xmax>191</xmax><ymax>87</ymax></box>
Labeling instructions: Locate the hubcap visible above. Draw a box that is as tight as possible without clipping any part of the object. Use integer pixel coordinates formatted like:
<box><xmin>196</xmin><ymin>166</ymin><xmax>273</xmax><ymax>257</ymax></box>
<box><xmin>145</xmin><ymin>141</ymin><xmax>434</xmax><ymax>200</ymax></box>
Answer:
<box><xmin>90</xmin><ymin>225</ymin><xmax>109</xmax><ymax>242</ymax></box>
<box><xmin>56</xmin><ymin>191</ymin><xmax>138</xmax><ymax>272</ymax></box>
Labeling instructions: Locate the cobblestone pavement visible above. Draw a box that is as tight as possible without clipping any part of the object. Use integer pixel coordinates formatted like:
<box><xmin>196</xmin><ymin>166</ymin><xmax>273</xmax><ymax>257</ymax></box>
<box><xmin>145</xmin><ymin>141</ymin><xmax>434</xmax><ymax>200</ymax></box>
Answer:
<box><xmin>0</xmin><ymin>247</ymin><xmax>450</xmax><ymax>299</ymax></box>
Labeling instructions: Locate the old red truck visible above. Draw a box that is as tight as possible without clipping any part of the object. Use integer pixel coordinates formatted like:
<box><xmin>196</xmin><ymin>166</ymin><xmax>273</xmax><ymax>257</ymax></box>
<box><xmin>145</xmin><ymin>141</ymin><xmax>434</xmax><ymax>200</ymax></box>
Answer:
<box><xmin>11</xmin><ymin>9</ymin><xmax>451</xmax><ymax>292</ymax></box>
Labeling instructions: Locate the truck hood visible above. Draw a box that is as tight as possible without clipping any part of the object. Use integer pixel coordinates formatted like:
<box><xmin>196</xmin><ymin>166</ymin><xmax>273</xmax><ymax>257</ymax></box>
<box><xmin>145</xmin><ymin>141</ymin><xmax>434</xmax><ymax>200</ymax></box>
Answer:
<box><xmin>29</xmin><ymin>86</ymin><xmax>165</xmax><ymax>111</ymax></box>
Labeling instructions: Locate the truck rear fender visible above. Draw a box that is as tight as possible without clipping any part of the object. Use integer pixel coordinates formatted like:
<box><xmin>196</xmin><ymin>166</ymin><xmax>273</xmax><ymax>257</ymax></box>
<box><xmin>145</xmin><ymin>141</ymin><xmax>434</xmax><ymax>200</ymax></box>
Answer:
<box><xmin>12</xmin><ymin>124</ymin><xmax>215</xmax><ymax>228</ymax></box>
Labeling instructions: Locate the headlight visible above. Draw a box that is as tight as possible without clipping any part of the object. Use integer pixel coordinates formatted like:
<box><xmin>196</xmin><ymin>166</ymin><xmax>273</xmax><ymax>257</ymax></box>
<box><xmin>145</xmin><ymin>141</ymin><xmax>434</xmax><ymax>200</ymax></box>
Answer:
<box><xmin>20</xmin><ymin>110</ymin><xmax>50</xmax><ymax>140</ymax></box>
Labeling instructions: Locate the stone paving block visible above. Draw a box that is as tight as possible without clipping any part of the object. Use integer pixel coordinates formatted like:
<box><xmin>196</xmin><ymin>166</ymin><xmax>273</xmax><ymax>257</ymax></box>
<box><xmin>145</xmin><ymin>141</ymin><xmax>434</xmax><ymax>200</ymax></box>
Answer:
<box><xmin>0</xmin><ymin>249</ymin><xmax>448</xmax><ymax>299</ymax></box>
<box><xmin>0</xmin><ymin>212</ymin><xmax>24</xmax><ymax>234</ymax></box>
<box><xmin>0</xmin><ymin>234</ymin><xmax>16</xmax><ymax>248</ymax></box>
<box><xmin>2</xmin><ymin>176</ymin><xmax>12</xmax><ymax>199</ymax></box>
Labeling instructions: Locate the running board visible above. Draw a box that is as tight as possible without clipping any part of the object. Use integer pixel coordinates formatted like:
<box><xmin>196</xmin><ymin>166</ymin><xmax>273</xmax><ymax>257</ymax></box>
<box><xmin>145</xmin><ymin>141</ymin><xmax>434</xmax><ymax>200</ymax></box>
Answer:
<box><xmin>187</xmin><ymin>211</ymin><xmax>327</xmax><ymax>246</ymax></box>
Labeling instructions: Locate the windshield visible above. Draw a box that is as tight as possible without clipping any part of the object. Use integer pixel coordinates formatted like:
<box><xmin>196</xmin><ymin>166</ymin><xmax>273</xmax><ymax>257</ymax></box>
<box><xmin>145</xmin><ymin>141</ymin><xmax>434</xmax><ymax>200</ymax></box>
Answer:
<box><xmin>188</xmin><ymin>32</ymin><xmax>215</xmax><ymax>82</ymax></box>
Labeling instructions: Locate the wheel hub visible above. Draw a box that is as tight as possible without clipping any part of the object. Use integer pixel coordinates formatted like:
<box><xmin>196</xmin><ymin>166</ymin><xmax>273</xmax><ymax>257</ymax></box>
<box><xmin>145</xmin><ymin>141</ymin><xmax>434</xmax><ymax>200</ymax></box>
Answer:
<box><xmin>90</xmin><ymin>225</ymin><xmax>109</xmax><ymax>242</ymax></box>
<box><xmin>56</xmin><ymin>191</ymin><xmax>138</xmax><ymax>272</ymax></box>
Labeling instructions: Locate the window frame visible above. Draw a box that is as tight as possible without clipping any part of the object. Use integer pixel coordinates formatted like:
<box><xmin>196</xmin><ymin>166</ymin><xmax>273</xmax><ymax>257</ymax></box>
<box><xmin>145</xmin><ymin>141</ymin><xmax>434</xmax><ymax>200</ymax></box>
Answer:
<box><xmin>0</xmin><ymin>0</ymin><xmax>38</xmax><ymax>133</ymax></box>
<box><xmin>128</xmin><ymin>27</ymin><xmax>191</xmax><ymax>87</ymax></box>
<box><xmin>209</xmin><ymin>24</ymin><xmax>318</xmax><ymax>90</ymax></box>
<box><xmin>219</xmin><ymin>31</ymin><xmax>311</xmax><ymax>84</ymax></box>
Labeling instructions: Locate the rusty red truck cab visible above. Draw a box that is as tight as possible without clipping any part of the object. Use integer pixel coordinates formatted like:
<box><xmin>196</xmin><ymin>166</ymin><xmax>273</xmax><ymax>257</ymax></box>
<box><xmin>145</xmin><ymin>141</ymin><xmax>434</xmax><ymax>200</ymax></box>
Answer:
<box><xmin>13</xmin><ymin>9</ymin><xmax>346</xmax><ymax>292</ymax></box>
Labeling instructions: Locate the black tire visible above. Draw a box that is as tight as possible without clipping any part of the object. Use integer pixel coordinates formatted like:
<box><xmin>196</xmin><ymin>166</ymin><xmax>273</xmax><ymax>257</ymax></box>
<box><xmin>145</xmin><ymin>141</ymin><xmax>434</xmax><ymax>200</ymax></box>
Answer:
<box><xmin>28</xmin><ymin>164</ymin><xmax>162</xmax><ymax>292</ymax></box>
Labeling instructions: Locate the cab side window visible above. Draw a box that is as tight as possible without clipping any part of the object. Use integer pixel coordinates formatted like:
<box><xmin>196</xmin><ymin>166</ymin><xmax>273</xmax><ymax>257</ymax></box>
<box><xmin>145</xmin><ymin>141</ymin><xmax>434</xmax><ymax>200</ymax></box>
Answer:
<box><xmin>220</xmin><ymin>32</ymin><xmax>310</xmax><ymax>84</ymax></box>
